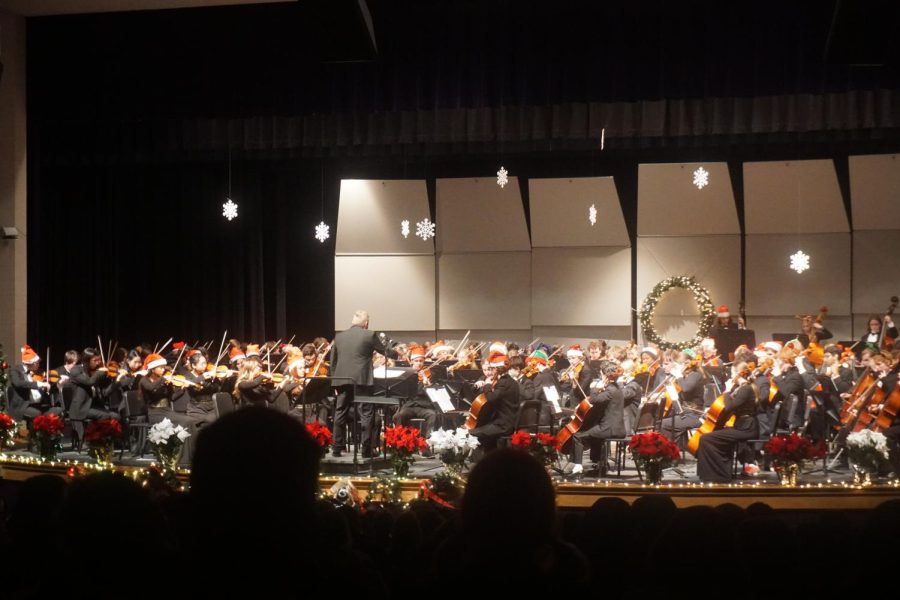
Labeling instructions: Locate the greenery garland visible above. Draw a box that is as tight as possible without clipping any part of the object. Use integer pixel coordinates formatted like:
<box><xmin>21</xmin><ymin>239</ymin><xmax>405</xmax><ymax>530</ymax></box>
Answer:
<box><xmin>639</xmin><ymin>276</ymin><xmax>716</xmax><ymax>351</ymax></box>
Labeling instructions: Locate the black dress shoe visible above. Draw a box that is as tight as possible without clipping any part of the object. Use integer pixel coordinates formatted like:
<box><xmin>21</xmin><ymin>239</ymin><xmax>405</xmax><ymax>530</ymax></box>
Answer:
<box><xmin>331</xmin><ymin>448</ymin><xmax>343</xmax><ymax>458</ymax></box>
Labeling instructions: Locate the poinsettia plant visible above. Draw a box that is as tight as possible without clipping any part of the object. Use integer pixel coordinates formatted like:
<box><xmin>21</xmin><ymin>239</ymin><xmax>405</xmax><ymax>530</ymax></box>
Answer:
<box><xmin>763</xmin><ymin>432</ymin><xmax>825</xmax><ymax>466</ymax></box>
<box><xmin>427</xmin><ymin>427</ymin><xmax>479</xmax><ymax>474</ymax></box>
<box><xmin>304</xmin><ymin>421</ymin><xmax>334</xmax><ymax>449</ymax></box>
<box><xmin>0</xmin><ymin>412</ymin><xmax>16</xmax><ymax>449</ymax></box>
<box><xmin>83</xmin><ymin>419</ymin><xmax>123</xmax><ymax>463</ymax></box>
<box><xmin>628</xmin><ymin>431</ymin><xmax>680</xmax><ymax>478</ymax></box>
<box><xmin>383</xmin><ymin>425</ymin><xmax>427</xmax><ymax>477</ymax></box>
<box><xmin>33</xmin><ymin>413</ymin><xmax>65</xmax><ymax>461</ymax></box>
<box><xmin>510</xmin><ymin>429</ymin><xmax>561</xmax><ymax>467</ymax></box>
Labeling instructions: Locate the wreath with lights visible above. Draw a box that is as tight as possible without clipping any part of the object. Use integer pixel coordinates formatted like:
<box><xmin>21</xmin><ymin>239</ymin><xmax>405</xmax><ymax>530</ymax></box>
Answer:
<box><xmin>639</xmin><ymin>276</ymin><xmax>716</xmax><ymax>351</ymax></box>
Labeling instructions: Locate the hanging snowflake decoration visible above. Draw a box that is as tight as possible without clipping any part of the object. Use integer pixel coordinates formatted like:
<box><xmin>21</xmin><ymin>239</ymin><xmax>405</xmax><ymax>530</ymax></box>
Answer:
<box><xmin>497</xmin><ymin>166</ymin><xmax>509</xmax><ymax>188</ymax></box>
<box><xmin>789</xmin><ymin>250</ymin><xmax>810</xmax><ymax>274</ymax></box>
<box><xmin>222</xmin><ymin>198</ymin><xmax>238</xmax><ymax>221</ymax></box>
<box><xmin>314</xmin><ymin>221</ymin><xmax>330</xmax><ymax>243</ymax></box>
<box><xmin>692</xmin><ymin>166</ymin><xmax>709</xmax><ymax>190</ymax></box>
<box><xmin>588</xmin><ymin>204</ymin><xmax>597</xmax><ymax>226</ymax></box>
<box><xmin>416</xmin><ymin>218</ymin><xmax>435</xmax><ymax>241</ymax></box>
<box><xmin>401</xmin><ymin>220</ymin><xmax>410</xmax><ymax>239</ymax></box>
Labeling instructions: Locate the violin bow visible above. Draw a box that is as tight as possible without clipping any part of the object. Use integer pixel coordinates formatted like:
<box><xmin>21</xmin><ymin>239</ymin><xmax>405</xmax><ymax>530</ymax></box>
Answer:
<box><xmin>156</xmin><ymin>337</ymin><xmax>174</xmax><ymax>356</ymax></box>
<box><xmin>213</xmin><ymin>330</ymin><xmax>228</xmax><ymax>370</ymax></box>
<box><xmin>97</xmin><ymin>335</ymin><xmax>107</xmax><ymax>366</ymax></box>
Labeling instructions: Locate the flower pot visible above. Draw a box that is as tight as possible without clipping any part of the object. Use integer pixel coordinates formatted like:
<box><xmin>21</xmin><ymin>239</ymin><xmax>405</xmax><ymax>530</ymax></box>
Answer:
<box><xmin>776</xmin><ymin>462</ymin><xmax>800</xmax><ymax>486</ymax></box>
<box><xmin>90</xmin><ymin>442</ymin><xmax>115</xmax><ymax>466</ymax></box>
<box><xmin>644</xmin><ymin>462</ymin><xmax>663</xmax><ymax>485</ymax></box>
<box><xmin>850</xmin><ymin>462</ymin><xmax>873</xmax><ymax>486</ymax></box>
<box><xmin>37</xmin><ymin>435</ymin><xmax>60</xmax><ymax>462</ymax></box>
<box><xmin>154</xmin><ymin>443</ymin><xmax>184</xmax><ymax>472</ymax></box>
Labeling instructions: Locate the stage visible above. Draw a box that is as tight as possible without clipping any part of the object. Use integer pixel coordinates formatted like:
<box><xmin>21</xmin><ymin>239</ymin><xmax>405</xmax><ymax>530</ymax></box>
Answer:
<box><xmin>2</xmin><ymin>448</ymin><xmax>898</xmax><ymax>511</ymax></box>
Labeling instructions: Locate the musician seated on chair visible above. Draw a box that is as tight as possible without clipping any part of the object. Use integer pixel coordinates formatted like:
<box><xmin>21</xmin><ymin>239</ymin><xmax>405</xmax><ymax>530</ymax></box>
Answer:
<box><xmin>469</xmin><ymin>352</ymin><xmax>519</xmax><ymax>454</ymax></box>
<box><xmin>659</xmin><ymin>352</ymin><xmax>708</xmax><ymax>447</ymax></box>
<box><xmin>394</xmin><ymin>345</ymin><xmax>438</xmax><ymax>441</ymax></box>
<box><xmin>562</xmin><ymin>360</ymin><xmax>626</xmax><ymax>477</ymax></box>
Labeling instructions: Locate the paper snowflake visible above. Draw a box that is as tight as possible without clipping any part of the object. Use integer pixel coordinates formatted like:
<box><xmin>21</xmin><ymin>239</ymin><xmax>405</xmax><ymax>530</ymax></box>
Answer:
<box><xmin>497</xmin><ymin>166</ymin><xmax>509</xmax><ymax>188</ymax></box>
<box><xmin>589</xmin><ymin>204</ymin><xmax>597</xmax><ymax>226</ymax></box>
<box><xmin>693</xmin><ymin>166</ymin><xmax>709</xmax><ymax>190</ymax></box>
<box><xmin>314</xmin><ymin>221</ymin><xmax>330</xmax><ymax>243</ymax></box>
<box><xmin>401</xmin><ymin>220</ymin><xmax>410</xmax><ymax>239</ymax></box>
<box><xmin>789</xmin><ymin>250</ymin><xmax>810</xmax><ymax>274</ymax></box>
<box><xmin>222</xmin><ymin>198</ymin><xmax>238</xmax><ymax>221</ymax></box>
<box><xmin>416</xmin><ymin>218</ymin><xmax>435</xmax><ymax>241</ymax></box>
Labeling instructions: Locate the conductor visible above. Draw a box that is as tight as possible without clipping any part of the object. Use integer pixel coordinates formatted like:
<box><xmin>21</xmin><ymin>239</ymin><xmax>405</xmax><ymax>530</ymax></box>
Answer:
<box><xmin>330</xmin><ymin>309</ymin><xmax>397</xmax><ymax>457</ymax></box>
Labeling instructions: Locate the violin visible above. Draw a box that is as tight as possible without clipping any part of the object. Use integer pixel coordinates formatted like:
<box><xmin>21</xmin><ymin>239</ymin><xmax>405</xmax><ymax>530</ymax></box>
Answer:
<box><xmin>32</xmin><ymin>370</ymin><xmax>60</xmax><ymax>385</ymax></box>
<box><xmin>105</xmin><ymin>361</ymin><xmax>121</xmax><ymax>379</ymax></box>
<box><xmin>163</xmin><ymin>373</ymin><xmax>203</xmax><ymax>389</ymax></box>
<box><xmin>418</xmin><ymin>368</ymin><xmax>433</xmax><ymax>384</ymax></box>
<box><xmin>687</xmin><ymin>362</ymin><xmax>754</xmax><ymax>456</ymax></box>
<box><xmin>260</xmin><ymin>372</ymin><xmax>287</xmax><ymax>386</ymax></box>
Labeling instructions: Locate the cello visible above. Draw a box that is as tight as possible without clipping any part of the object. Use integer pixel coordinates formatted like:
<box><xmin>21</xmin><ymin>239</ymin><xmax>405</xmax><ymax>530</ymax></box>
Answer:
<box><xmin>687</xmin><ymin>362</ymin><xmax>753</xmax><ymax>456</ymax></box>
<box><xmin>873</xmin><ymin>381</ymin><xmax>900</xmax><ymax>433</ymax></box>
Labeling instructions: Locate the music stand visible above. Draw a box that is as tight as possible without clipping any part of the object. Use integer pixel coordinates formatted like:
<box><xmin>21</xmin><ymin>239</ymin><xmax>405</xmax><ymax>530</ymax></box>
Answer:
<box><xmin>296</xmin><ymin>377</ymin><xmax>332</xmax><ymax>423</ymax></box>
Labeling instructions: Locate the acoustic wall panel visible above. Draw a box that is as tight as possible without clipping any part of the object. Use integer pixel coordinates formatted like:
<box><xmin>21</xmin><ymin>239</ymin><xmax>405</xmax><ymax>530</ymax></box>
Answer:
<box><xmin>636</xmin><ymin>236</ymin><xmax>741</xmax><ymax>316</ymax></box>
<box><xmin>852</xmin><ymin>232</ymin><xmax>900</xmax><ymax>317</ymax></box>
<box><xmin>334</xmin><ymin>255</ymin><xmax>436</xmax><ymax>331</ymax></box>
<box><xmin>436</xmin><ymin>177</ymin><xmax>531</xmax><ymax>253</ymax></box>
<box><xmin>745</xmin><ymin>233</ymin><xmax>851</xmax><ymax>316</ymax></box>
<box><xmin>849</xmin><ymin>154</ymin><xmax>900</xmax><ymax>231</ymax></box>
<box><xmin>437</xmin><ymin>252</ymin><xmax>531</xmax><ymax>330</ymax></box>
<box><xmin>744</xmin><ymin>160</ymin><xmax>849</xmax><ymax>234</ymax></box>
<box><xmin>637</xmin><ymin>163</ymin><xmax>739</xmax><ymax>236</ymax></box>
<box><xmin>336</xmin><ymin>179</ymin><xmax>432</xmax><ymax>255</ymax></box>
<box><xmin>531</xmin><ymin>247</ymin><xmax>631</xmax><ymax>326</ymax></box>
<box><xmin>529</xmin><ymin>177</ymin><xmax>629</xmax><ymax>247</ymax></box>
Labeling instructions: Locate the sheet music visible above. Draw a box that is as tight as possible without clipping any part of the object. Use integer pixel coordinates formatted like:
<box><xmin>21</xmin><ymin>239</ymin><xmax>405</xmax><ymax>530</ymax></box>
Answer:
<box><xmin>426</xmin><ymin>386</ymin><xmax>455</xmax><ymax>413</ymax></box>
<box><xmin>543</xmin><ymin>385</ymin><xmax>563</xmax><ymax>414</ymax></box>
<box><xmin>373</xmin><ymin>366</ymin><xmax>407</xmax><ymax>379</ymax></box>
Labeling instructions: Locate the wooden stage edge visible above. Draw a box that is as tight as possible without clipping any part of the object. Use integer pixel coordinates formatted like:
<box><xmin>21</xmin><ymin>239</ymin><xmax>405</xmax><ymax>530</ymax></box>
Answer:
<box><xmin>3</xmin><ymin>457</ymin><xmax>900</xmax><ymax>510</ymax></box>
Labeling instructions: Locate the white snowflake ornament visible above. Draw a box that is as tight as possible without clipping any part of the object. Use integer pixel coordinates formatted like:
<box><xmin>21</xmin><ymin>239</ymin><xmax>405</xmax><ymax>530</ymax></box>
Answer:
<box><xmin>401</xmin><ymin>220</ymin><xmax>410</xmax><ymax>239</ymax></box>
<box><xmin>789</xmin><ymin>250</ymin><xmax>810</xmax><ymax>274</ymax></box>
<box><xmin>416</xmin><ymin>218</ymin><xmax>435</xmax><ymax>241</ymax></box>
<box><xmin>589</xmin><ymin>204</ymin><xmax>597</xmax><ymax>226</ymax></box>
<box><xmin>497</xmin><ymin>166</ymin><xmax>509</xmax><ymax>188</ymax></box>
<box><xmin>693</xmin><ymin>166</ymin><xmax>709</xmax><ymax>190</ymax></box>
<box><xmin>222</xmin><ymin>198</ymin><xmax>238</xmax><ymax>221</ymax></box>
<box><xmin>314</xmin><ymin>221</ymin><xmax>330</xmax><ymax>243</ymax></box>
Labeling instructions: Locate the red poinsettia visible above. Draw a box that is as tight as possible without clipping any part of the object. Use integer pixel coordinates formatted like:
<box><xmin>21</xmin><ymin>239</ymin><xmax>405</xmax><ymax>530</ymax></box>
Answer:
<box><xmin>384</xmin><ymin>425</ymin><xmax>427</xmax><ymax>454</ymax></box>
<box><xmin>510</xmin><ymin>430</ymin><xmax>533</xmax><ymax>449</ymax></box>
<box><xmin>0</xmin><ymin>413</ymin><xmax>15</xmax><ymax>430</ymax></box>
<box><xmin>628</xmin><ymin>431</ymin><xmax>681</xmax><ymax>465</ymax></box>
<box><xmin>764</xmin><ymin>433</ymin><xmax>825</xmax><ymax>464</ymax></box>
<box><xmin>84</xmin><ymin>419</ymin><xmax>123</xmax><ymax>445</ymax></box>
<box><xmin>304</xmin><ymin>422</ymin><xmax>334</xmax><ymax>448</ymax></box>
<box><xmin>33</xmin><ymin>414</ymin><xmax>65</xmax><ymax>436</ymax></box>
<box><xmin>510</xmin><ymin>429</ymin><xmax>560</xmax><ymax>465</ymax></box>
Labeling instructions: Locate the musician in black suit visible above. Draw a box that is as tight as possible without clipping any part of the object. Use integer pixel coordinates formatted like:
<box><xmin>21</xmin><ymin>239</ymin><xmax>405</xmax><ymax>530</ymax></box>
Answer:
<box><xmin>859</xmin><ymin>314</ymin><xmax>898</xmax><ymax>357</ymax></box>
<box><xmin>470</xmin><ymin>352</ymin><xmax>519</xmax><ymax>453</ymax></box>
<box><xmin>660</xmin><ymin>353</ymin><xmax>707</xmax><ymax>447</ymax></box>
<box><xmin>7</xmin><ymin>345</ymin><xmax>61</xmax><ymax>421</ymax></box>
<box><xmin>771</xmin><ymin>346</ymin><xmax>806</xmax><ymax>430</ymax></box>
<box><xmin>393</xmin><ymin>345</ymin><xmax>438</xmax><ymax>439</ymax></box>
<box><xmin>329</xmin><ymin>310</ymin><xmax>397</xmax><ymax>457</ymax></box>
<box><xmin>563</xmin><ymin>360</ymin><xmax>625</xmax><ymax>477</ymax></box>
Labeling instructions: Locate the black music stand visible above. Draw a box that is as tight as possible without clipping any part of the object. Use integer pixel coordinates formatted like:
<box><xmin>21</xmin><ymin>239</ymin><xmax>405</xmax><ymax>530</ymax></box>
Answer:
<box><xmin>295</xmin><ymin>377</ymin><xmax>332</xmax><ymax>423</ymax></box>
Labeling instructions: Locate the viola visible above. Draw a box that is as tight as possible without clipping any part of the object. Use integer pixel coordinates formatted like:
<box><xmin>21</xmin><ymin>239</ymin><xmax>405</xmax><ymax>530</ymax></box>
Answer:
<box><xmin>687</xmin><ymin>362</ymin><xmax>754</xmax><ymax>456</ymax></box>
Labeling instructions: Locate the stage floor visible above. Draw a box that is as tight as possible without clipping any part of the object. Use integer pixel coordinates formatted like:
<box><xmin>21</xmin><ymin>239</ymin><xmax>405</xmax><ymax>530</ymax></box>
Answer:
<box><xmin>2</xmin><ymin>447</ymin><xmax>898</xmax><ymax>511</ymax></box>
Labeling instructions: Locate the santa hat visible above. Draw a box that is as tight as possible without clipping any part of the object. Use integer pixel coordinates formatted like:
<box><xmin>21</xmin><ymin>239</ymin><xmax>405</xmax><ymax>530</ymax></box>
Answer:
<box><xmin>229</xmin><ymin>346</ymin><xmax>246</xmax><ymax>363</ymax></box>
<box><xmin>408</xmin><ymin>345</ymin><xmax>427</xmax><ymax>360</ymax></box>
<box><xmin>245</xmin><ymin>344</ymin><xmax>260</xmax><ymax>357</ymax></box>
<box><xmin>783</xmin><ymin>338</ymin><xmax>805</xmax><ymax>353</ymax></box>
<box><xmin>763</xmin><ymin>341</ymin><xmax>783</xmax><ymax>354</ymax></box>
<box><xmin>489</xmin><ymin>341</ymin><xmax>508</xmax><ymax>355</ymax></box>
<box><xmin>700</xmin><ymin>338</ymin><xmax>716</xmax><ymax>350</ymax></box>
<box><xmin>566</xmin><ymin>345</ymin><xmax>584</xmax><ymax>359</ymax></box>
<box><xmin>430</xmin><ymin>341</ymin><xmax>454</xmax><ymax>356</ymax></box>
<box><xmin>641</xmin><ymin>347</ymin><xmax>658</xmax><ymax>358</ymax></box>
<box><xmin>172</xmin><ymin>341</ymin><xmax>185</xmax><ymax>351</ymax></box>
<box><xmin>143</xmin><ymin>353</ymin><xmax>167</xmax><ymax>371</ymax></box>
<box><xmin>21</xmin><ymin>345</ymin><xmax>40</xmax><ymax>365</ymax></box>
<box><xmin>487</xmin><ymin>351</ymin><xmax>509</xmax><ymax>367</ymax></box>
<box><xmin>717</xmin><ymin>305</ymin><xmax>730</xmax><ymax>318</ymax></box>
<box><xmin>186</xmin><ymin>349</ymin><xmax>200</xmax><ymax>359</ymax></box>
<box><xmin>528</xmin><ymin>349</ymin><xmax>549</xmax><ymax>365</ymax></box>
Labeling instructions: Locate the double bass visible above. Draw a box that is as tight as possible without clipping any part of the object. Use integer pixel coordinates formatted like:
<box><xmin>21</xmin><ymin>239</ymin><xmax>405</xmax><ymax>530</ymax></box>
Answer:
<box><xmin>878</xmin><ymin>296</ymin><xmax>899</xmax><ymax>352</ymax></box>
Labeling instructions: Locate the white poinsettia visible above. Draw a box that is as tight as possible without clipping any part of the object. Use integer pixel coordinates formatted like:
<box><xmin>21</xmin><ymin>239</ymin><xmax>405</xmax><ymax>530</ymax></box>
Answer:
<box><xmin>847</xmin><ymin>430</ymin><xmax>889</xmax><ymax>460</ymax></box>
<box><xmin>148</xmin><ymin>418</ymin><xmax>191</xmax><ymax>446</ymax></box>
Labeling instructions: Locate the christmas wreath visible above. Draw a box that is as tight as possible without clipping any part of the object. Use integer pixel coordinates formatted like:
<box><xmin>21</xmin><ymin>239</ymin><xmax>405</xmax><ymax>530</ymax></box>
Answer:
<box><xmin>639</xmin><ymin>276</ymin><xmax>716</xmax><ymax>351</ymax></box>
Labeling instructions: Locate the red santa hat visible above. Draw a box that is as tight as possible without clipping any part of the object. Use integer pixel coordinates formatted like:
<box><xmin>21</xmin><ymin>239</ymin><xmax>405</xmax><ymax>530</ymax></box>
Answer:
<box><xmin>172</xmin><ymin>341</ymin><xmax>185</xmax><ymax>351</ymax></box>
<box><xmin>489</xmin><ymin>341</ymin><xmax>508</xmax><ymax>355</ymax></box>
<box><xmin>763</xmin><ymin>341</ymin><xmax>783</xmax><ymax>354</ymax></box>
<box><xmin>566</xmin><ymin>345</ymin><xmax>584</xmax><ymax>359</ymax></box>
<box><xmin>487</xmin><ymin>351</ymin><xmax>509</xmax><ymax>367</ymax></box>
<box><xmin>229</xmin><ymin>346</ymin><xmax>246</xmax><ymax>363</ymax></box>
<box><xmin>21</xmin><ymin>345</ymin><xmax>40</xmax><ymax>365</ymax></box>
<box><xmin>408</xmin><ymin>345</ymin><xmax>427</xmax><ymax>360</ymax></box>
<box><xmin>245</xmin><ymin>344</ymin><xmax>260</xmax><ymax>357</ymax></box>
<box><xmin>641</xmin><ymin>347</ymin><xmax>658</xmax><ymax>359</ymax></box>
<box><xmin>143</xmin><ymin>353</ymin><xmax>167</xmax><ymax>371</ymax></box>
<box><xmin>716</xmin><ymin>305</ymin><xmax>730</xmax><ymax>318</ymax></box>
